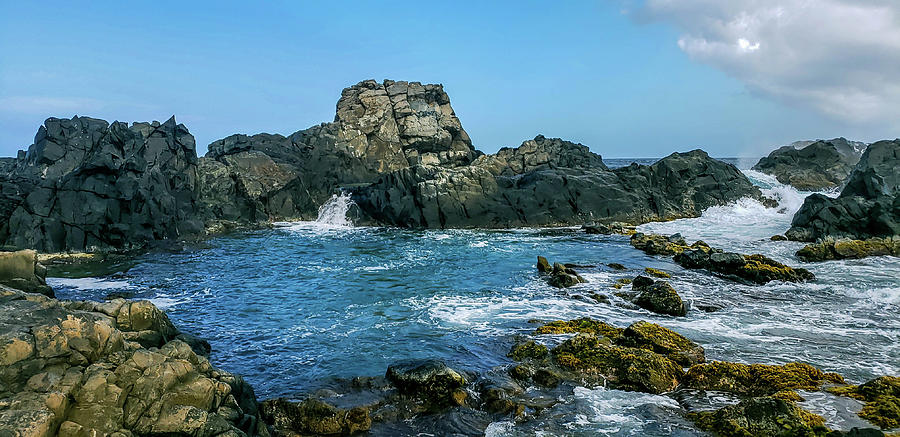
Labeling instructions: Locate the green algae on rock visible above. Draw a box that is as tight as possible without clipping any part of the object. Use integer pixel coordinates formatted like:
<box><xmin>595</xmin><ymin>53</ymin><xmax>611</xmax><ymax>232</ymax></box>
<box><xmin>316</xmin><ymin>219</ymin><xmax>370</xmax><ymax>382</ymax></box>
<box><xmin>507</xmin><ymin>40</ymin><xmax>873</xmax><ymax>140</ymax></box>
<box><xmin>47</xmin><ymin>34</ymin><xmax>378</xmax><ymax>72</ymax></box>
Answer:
<box><xmin>551</xmin><ymin>333</ymin><xmax>684</xmax><ymax>394</ymax></box>
<box><xmin>682</xmin><ymin>361</ymin><xmax>835</xmax><ymax>396</ymax></box>
<box><xmin>618</xmin><ymin>321</ymin><xmax>704</xmax><ymax>366</ymax></box>
<box><xmin>534</xmin><ymin>318</ymin><xmax>623</xmax><ymax>338</ymax></box>
<box><xmin>828</xmin><ymin>376</ymin><xmax>900</xmax><ymax>430</ymax></box>
<box><xmin>632</xmin><ymin>280</ymin><xmax>687</xmax><ymax>317</ymax></box>
<box><xmin>796</xmin><ymin>238</ymin><xmax>900</xmax><ymax>262</ymax></box>
<box><xmin>507</xmin><ymin>340</ymin><xmax>549</xmax><ymax>361</ymax></box>
<box><xmin>689</xmin><ymin>396</ymin><xmax>830</xmax><ymax>437</ymax></box>
<box><xmin>260</xmin><ymin>398</ymin><xmax>371</xmax><ymax>435</ymax></box>
<box><xmin>644</xmin><ymin>267</ymin><xmax>671</xmax><ymax>278</ymax></box>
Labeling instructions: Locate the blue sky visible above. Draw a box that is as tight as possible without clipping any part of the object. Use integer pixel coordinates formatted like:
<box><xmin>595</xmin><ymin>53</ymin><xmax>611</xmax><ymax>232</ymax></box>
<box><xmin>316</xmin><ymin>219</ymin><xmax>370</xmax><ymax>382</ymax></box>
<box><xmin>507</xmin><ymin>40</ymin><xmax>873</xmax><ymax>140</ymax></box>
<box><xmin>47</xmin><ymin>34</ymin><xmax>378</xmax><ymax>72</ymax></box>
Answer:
<box><xmin>1</xmin><ymin>1</ymin><xmax>895</xmax><ymax>158</ymax></box>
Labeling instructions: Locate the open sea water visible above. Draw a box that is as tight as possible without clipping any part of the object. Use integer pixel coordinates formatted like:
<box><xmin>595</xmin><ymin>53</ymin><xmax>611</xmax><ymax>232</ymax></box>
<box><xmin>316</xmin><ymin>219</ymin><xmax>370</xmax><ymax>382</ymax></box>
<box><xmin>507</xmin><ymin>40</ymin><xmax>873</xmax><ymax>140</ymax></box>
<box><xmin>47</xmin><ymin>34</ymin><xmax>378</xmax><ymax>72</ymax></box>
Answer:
<box><xmin>51</xmin><ymin>158</ymin><xmax>900</xmax><ymax>435</ymax></box>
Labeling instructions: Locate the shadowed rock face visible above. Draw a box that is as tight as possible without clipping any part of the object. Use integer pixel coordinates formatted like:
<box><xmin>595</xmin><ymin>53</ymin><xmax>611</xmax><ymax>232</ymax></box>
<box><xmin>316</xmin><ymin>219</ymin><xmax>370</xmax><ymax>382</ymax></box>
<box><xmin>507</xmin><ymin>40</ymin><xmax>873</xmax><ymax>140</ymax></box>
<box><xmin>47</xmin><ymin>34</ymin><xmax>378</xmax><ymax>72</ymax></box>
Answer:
<box><xmin>753</xmin><ymin>138</ymin><xmax>866</xmax><ymax>191</ymax></box>
<box><xmin>0</xmin><ymin>116</ymin><xmax>203</xmax><ymax>252</ymax></box>
<box><xmin>352</xmin><ymin>145</ymin><xmax>760</xmax><ymax>228</ymax></box>
<box><xmin>787</xmin><ymin>139</ymin><xmax>900</xmax><ymax>242</ymax></box>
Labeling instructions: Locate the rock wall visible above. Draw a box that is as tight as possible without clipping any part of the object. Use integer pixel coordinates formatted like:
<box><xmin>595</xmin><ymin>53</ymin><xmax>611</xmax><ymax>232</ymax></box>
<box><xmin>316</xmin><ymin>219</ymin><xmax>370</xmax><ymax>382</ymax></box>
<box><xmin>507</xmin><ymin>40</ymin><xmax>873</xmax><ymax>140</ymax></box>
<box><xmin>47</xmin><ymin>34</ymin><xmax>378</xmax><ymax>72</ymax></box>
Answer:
<box><xmin>352</xmin><ymin>140</ymin><xmax>760</xmax><ymax>228</ymax></box>
<box><xmin>0</xmin><ymin>249</ymin><xmax>52</xmax><ymax>297</ymax></box>
<box><xmin>1</xmin><ymin>116</ymin><xmax>203</xmax><ymax>252</ymax></box>
<box><xmin>787</xmin><ymin>139</ymin><xmax>900</xmax><ymax>241</ymax></box>
<box><xmin>0</xmin><ymin>285</ymin><xmax>267</xmax><ymax>437</ymax></box>
<box><xmin>752</xmin><ymin>138</ymin><xmax>866</xmax><ymax>191</ymax></box>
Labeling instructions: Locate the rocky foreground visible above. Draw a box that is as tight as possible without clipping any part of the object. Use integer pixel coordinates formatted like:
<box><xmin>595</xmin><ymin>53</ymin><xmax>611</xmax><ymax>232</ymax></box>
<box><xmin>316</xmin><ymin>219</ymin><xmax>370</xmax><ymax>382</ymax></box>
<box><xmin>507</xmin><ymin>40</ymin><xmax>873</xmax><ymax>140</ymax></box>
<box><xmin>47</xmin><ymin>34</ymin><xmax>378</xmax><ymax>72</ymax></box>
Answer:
<box><xmin>0</xmin><ymin>79</ymin><xmax>760</xmax><ymax>252</ymax></box>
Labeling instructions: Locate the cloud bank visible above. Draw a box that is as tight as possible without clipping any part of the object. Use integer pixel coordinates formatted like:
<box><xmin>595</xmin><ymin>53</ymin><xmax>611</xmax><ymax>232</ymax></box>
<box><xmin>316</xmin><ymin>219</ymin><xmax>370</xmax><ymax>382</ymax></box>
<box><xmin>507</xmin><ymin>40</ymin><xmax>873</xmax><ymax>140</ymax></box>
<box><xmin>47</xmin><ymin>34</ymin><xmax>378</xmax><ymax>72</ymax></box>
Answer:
<box><xmin>636</xmin><ymin>0</ymin><xmax>900</xmax><ymax>128</ymax></box>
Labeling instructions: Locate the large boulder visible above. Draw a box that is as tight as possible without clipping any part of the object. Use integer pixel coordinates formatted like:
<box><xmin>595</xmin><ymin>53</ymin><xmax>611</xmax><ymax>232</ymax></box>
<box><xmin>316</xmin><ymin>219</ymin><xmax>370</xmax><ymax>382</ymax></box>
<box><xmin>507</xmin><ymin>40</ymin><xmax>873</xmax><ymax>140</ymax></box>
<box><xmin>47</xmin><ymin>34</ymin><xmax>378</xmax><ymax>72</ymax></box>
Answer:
<box><xmin>2</xmin><ymin>116</ymin><xmax>203</xmax><ymax>251</ymax></box>
<box><xmin>753</xmin><ymin>138</ymin><xmax>866</xmax><ymax>190</ymax></box>
<box><xmin>199</xmin><ymin>80</ymin><xmax>481</xmax><ymax>224</ymax></box>
<box><xmin>0</xmin><ymin>285</ymin><xmax>265</xmax><ymax>437</ymax></box>
<box><xmin>352</xmin><ymin>146</ymin><xmax>761</xmax><ymax>228</ymax></box>
<box><xmin>787</xmin><ymin>140</ymin><xmax>900</xmax><ymax>242</ymax></box>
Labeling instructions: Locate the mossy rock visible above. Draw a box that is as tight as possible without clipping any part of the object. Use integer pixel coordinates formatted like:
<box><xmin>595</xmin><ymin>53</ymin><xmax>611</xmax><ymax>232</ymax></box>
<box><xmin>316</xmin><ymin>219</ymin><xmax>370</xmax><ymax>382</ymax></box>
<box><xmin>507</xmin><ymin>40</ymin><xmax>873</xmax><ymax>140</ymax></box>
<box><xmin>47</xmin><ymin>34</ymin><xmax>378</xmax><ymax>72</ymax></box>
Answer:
<box><xmin>633</xmin><ymin>281</ymin><xmax>687</xmax><ymax>317</ymax></box>
<box><xmin>534</xmin><ymin>318</ymin><xmax>623</xmax><ymax>339</ymax></box>
<box><xmin>644</xmin><ymin>267</ymin><xmax>671</xmax><ymax>278</ymax></box>
<box><xmin>631</xmin><ymin>233</ymin><xmax>694</xmax><ymax>256</ymax></box>
<box><xmin>607</xmin><ymin>263</ymin><xmax>627</xmax><ymax>270</ymax></box>
<box><xmin>551</xmin><ymin>333</ymin><xmax>683</xmax><ymax>394</ymax></box>
<box><xmin>797</xmin><ymin>238</ymin><xmax>900</xmax><ymax>262</ymax></box>
<box><xmin>683</xmin><ymin>361</ymin><xmax>831</xmax><ymax>396</ymax></box>
<box><xmin>828</xmin><ymin>376</ymin><xmax>900</xmax><ymax>430</ymax></box>
<box><xmin>737</xmin><ymin>254</ymin><xmax>815</xmax><ymax>284</ymax></box>
<box><xmin>261</xmin><ymin>398</ymin><xmax>372</xmax><ymax>435</ymax></box>
<box><xmin>617</xmin><ymin>321</ymin><xmax>704</xmax><ymax>366</ymax></box>
<box><xmin>689</xmin><ymin>396</ymin><xmax>830</xmax><ymax>437</ymax></box>
<box><xmin>508</xmin><ymin>340</ymin><xmax>549</xmax><ymax>361</ymax></box>
<box><xmin>536</xmin><ymin>256</ymin><xmax>551</xmax><ymax>273</ymax></box>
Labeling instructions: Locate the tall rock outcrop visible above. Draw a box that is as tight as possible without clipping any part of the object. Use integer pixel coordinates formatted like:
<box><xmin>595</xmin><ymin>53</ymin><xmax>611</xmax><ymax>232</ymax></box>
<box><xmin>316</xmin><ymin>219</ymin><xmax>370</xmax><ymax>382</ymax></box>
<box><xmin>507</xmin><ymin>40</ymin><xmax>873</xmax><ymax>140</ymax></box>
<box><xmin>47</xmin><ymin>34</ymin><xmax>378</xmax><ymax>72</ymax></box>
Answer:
<box><xmin>752</xmin><ymin>138</ymin><xmax>867</xmax><ymax>191</ymax></box>
<box><xmin>786</xmin><ymin>139</ymin><xmax>900</xmax><ymax>241</ymax></box>
<box><xmin>351</xmin><ymin>138</ymin><xmax>760</xmax><ymax>228</ymax></box>
<box><xmin>198</xmin><ymin>80</ymin><xmax>480</xmax><ymax>223</ymax></box>
<box><xmin>1</xmin><ymin>116</ymin><xmax>203</xmax><ymax>252</ymax></box>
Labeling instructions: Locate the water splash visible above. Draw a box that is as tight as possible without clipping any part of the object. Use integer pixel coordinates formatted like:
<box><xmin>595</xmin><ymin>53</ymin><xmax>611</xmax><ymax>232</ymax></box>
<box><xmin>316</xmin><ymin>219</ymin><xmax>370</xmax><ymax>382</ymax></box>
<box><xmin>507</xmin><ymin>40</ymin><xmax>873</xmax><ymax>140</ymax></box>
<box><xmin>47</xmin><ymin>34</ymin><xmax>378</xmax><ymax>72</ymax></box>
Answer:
<box><xmin>316</xmin><ymin>192</ymin><xmax>355</xmax><ymax>227</ymax></box>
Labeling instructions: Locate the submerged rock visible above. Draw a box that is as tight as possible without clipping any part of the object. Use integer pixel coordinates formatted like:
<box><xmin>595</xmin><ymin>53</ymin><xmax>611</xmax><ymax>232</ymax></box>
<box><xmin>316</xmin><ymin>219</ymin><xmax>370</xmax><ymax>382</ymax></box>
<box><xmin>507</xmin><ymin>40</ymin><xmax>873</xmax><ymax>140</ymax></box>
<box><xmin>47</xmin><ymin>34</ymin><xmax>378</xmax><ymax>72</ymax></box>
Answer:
<box><xmin>582</xmin><ymin>222</ymin><xmax>636</xmax><ymax>235</ymax></box>
<box><xmin>690</xmin><ymin>396</ymin><xmax>830</xmax><ymax>437</ymax></box>
<box><xmin>260</xmin><ymin>398</ymin><xmax>371</xmax><ymax>435</ymax></box>
<box><xmin>385</xmin><ymin>359</ymin><xmax>468</xmax><ymax>407</ymax></box>
<box><xmin>753</xmin><ymin>138</ymin><xmax>866</xmax><ymax>191</ymax></box>
<box><xmin>630</xmin><ymin>232</ymin><xmax>706</xmax><ymax>256</ymax></box>
<box><xmin>796</xmin><ymin>237</ymin><xmax>900</xmax><ymax>262</ymax></box>
<box><xmin>633</xmin><ymin>281</ymin><xmax>687</xmax><ymax>317</ymax></box>
<box><xmin>536</xmin><ymin>257</ymin><xmax>586</xmax><ymax>288</ymax></box>
<box><xmin>787</xmin><ymin>140</ymin><xmax>900</xmax><ymax>243</ymax></box>
<box><xmin>829</xmin><ymin>376</ymin><xmax>900</xmax><ymax>430</ymax></box>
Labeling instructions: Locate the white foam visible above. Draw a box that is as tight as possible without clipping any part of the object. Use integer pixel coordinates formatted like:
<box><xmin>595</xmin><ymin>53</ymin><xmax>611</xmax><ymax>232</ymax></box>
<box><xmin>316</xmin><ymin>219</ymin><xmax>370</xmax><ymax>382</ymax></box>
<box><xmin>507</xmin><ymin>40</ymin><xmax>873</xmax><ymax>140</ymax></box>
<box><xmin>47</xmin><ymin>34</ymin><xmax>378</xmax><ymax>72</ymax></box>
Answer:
<box><xmin>316</xmin><ymin>192</ymin><xmax>354</xmax><ymax>227</ymax></box>
<box><xmin>568</xmin><ymin>387</ymin><xmax>681</xmax><ymax>432</ymax></box>
<box><xmin>48</xmin><ymin>277</ymin><xmax>134</xmax><ymax>291</ymax></box>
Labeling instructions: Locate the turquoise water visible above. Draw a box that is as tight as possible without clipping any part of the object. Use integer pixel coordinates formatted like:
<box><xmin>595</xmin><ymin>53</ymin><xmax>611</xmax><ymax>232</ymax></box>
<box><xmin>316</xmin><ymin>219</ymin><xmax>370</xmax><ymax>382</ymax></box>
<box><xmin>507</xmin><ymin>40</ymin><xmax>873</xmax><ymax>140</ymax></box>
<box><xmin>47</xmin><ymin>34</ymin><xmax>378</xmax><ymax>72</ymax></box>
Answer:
<box><xmin>50</xmin><ymin>161</ymin><xmax>900</xmax><ymax>435</ymax></box>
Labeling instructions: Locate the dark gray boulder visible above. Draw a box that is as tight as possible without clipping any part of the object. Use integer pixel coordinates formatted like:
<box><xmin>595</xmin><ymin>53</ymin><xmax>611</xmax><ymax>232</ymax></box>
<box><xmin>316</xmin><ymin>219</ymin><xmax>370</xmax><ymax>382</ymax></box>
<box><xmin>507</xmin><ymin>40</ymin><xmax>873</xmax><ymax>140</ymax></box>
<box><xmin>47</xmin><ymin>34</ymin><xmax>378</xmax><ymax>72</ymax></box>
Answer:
<box><xmin>633</xmin><ymin>280</ymin><xmax>686</xmax><ymax>317</ymax></box>
<box><xmin>787</xmin><ymin>139</ymin><xmax>900</xmax><ymax>242</ymax></box>
<box><xmin>352</xmin><ymin>144</ymin><xmax>761</xmax><ymax>228</ymax></box>
<box><xmin>753</xmin><ymin>138</ymin><xmax>867</xmax><ymax>190</ymax></box>
<box><xmin>2</xmin><ymin>116</ymin><xmax>203</xmax><ymax>252</ymax></box>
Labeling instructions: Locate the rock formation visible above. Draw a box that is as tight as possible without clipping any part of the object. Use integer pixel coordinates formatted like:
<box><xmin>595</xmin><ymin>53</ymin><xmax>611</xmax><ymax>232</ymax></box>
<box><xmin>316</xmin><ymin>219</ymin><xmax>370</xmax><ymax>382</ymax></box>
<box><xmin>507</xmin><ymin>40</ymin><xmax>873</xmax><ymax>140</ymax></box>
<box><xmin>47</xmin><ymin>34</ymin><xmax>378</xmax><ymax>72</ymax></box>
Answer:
<box><xmin>787</xmin><ymin>140</ymin><xmax>900</xmax><ymax>242</ymax></box>
<box><xmin>198</xmin><ymin>79</ymin><xmax>480</xmax><ymax>224</ymax></box>
<box><xmin>0</xmin><ymin>249</ymin><xmax>52</xmax><ymax>297</ymax></box>
<box><xmin>352</xmin><ymin>142</ymin><xmax>760</xmax><ymax>228</ymax></box>
<box><xmin>0</xmin><ymin>285</ymin><xmax>266</xmax><ymax>436</ymax></box>
<box><xmin>753</xmin><ymin>138</ymin><xmax>867</xmax><ymax>191</ymax></box>
<box><xmin>0</xmin><ymin>116</ymin><xmax>203</xmax><ymax>252</ymax></box>
<box><xmin>0</xmin><ymin>79</ymin><xmax>763</xmax><ymax>250</ymax></box>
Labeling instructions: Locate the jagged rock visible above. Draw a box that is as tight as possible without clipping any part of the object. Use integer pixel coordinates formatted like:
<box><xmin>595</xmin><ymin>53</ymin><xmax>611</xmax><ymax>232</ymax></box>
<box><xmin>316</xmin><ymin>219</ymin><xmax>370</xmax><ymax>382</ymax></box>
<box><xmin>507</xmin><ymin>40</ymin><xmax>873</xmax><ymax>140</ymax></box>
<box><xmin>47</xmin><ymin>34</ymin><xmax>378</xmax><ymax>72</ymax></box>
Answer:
<box><xmin>787</xmin><ymin>140</ymin><xmax>900</xmax><ymax>242</ymax></box>
<box><xmin>474</xmin><ymin>135</ymin><xmax>606</xmax><ymax>176</ymax></box>
<box><xmin>753</xmin><ymin>138</ymin><xmax>867</xmax><ymax>190</ymax></box>
<box><xmin>385</xmin><ymin>359</ymin><xmax>467</xmax><ymax>407</ymax></box>
<box><xmin>199</xmin><ymin>80</ymin><xmax>481</xmax><ymax>225</ymax></box>
<box><xmin>2</xmin><ymin>116</ymin><xmax>203</xmax><ymax>251</ymax></box>
<box><xmin>0</xmin><ymin>285</ymin><xmax>263</xmax><ymax>436</ymax></box>
<box><xmin>353</xmin><ymin>146</ymin><xmax>761</xmax><ymax>228</ymax></box>
<box><xmin>796</xmin><ymin>237</ymin><xmax>900</xmax><ymax>261</ymax></box>
<box><xmin>632</xmin><ymin>281</ymin><xmax>687</xmax><ymax>317</ymax></box>
<box><xmin>0</xmin><ymin>249</ymin><xmax>52</xmax><ymax>296</ymax></box>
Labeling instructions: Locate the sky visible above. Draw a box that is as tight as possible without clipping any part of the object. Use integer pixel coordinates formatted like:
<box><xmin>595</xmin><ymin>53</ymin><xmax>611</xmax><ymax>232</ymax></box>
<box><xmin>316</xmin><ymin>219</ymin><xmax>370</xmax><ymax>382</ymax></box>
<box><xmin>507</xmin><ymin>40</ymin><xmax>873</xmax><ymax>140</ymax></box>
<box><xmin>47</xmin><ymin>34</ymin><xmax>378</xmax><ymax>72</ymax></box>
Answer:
<box><xmin>1</xmin><ymin>1</ymin><xmax>898</xmax><ymax>158</ymax></box>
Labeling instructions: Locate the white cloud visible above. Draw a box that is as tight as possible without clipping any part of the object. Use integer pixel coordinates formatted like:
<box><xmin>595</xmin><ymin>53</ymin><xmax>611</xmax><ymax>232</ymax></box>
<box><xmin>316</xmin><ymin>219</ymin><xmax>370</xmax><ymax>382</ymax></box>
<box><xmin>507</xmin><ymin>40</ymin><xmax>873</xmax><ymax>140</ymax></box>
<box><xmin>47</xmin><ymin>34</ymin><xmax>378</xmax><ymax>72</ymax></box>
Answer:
<box><xmin>636</xmin><ymin>0</ymin><xmax>900</xmax><ymax>127</ymax></box>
